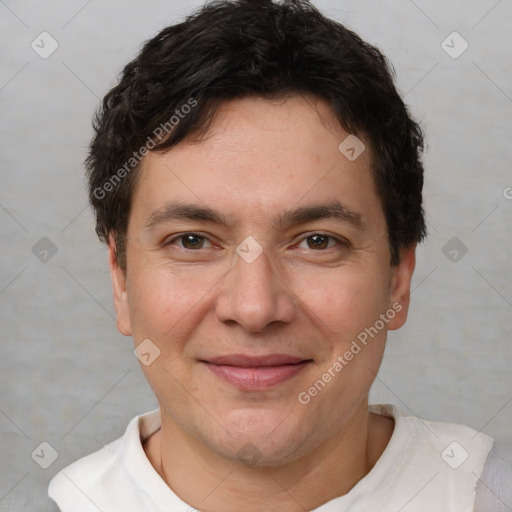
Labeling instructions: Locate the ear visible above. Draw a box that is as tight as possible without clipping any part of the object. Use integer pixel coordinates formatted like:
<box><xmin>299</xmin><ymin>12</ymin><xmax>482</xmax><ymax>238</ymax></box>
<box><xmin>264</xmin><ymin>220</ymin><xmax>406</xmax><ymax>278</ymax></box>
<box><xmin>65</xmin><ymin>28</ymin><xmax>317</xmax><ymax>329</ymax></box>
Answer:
<box><xmin>387</xmin><ymin>244</ymin><xmax>416</xmax><ymax>331</ymax></box>
<box><xmin>108</xmin><ymin>234</ymin><xmax>132</xmax><ymax>336</ymax></box>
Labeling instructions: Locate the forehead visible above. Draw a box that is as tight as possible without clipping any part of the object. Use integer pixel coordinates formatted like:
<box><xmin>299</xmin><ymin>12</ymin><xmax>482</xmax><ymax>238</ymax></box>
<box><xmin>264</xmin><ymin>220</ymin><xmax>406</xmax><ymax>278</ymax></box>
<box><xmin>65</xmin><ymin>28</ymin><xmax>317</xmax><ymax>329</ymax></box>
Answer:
<box><xmin>184</xmin><ymin>94</ymin><xmax>357</xmax><ymax>159</ymax></box>
<box><xmin>130</xmin><ymin>95</ymin><xmax>381</xmax><ymax>230</ymax></box>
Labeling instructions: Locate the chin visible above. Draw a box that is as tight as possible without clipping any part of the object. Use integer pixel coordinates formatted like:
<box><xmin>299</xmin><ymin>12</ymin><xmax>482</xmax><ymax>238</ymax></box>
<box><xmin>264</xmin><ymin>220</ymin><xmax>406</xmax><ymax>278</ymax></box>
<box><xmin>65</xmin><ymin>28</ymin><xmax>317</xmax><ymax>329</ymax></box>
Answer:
<box><xmin>198</xmin><ymin>408</ymin><xmax>314</xmax><ymax>467</ymax></box>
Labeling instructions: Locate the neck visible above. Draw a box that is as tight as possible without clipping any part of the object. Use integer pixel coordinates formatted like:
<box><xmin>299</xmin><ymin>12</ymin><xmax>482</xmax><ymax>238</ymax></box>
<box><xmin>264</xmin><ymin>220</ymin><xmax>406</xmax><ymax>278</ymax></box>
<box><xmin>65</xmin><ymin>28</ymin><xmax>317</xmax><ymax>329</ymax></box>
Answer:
<box><xmin>144</xmin><ymin>400</ymin><xmax>394</xmax><ymax>512</ymax></box>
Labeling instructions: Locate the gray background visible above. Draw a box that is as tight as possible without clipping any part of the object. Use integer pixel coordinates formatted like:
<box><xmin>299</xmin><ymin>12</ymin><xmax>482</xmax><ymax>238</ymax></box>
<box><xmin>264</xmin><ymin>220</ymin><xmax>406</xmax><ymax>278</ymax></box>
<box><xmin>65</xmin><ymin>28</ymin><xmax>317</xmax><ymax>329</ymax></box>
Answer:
<box><xmin>1</xmin><ymin>0</ymin><xmax>511</xmax><ymax>510</ymax></box>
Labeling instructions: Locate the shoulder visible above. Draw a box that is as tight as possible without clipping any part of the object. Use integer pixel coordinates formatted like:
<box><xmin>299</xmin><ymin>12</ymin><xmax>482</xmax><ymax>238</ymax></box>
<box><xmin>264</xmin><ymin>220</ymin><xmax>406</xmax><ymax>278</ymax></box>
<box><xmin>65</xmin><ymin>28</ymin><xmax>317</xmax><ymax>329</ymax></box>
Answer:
<box><xmin>48</xmin><ymin>411</ymin><xmax>160</xmax><ymax>512</ymax></box>
<box><xmin>475</xmin><ymin>442</ymin><xmax>512</xmax><ymax>512</ymax></box>
<box><xmin>394</xmin><ymin>405</ymin><xmax>495</xmax><ymax>459</ymax></box>
<box><xmin>366</xmin><ymin>404</ymin><xmax>496</xmax><ymax>510</ymax></box>
<box><xmin>48</xmin><ymin>435</ymin><xmax>125</xmax><ymax>511</ymax></box>
<box><xmin>372</xmin><ymin>404</ymin><xmax>495</xmax><ymax>457</ymax></box>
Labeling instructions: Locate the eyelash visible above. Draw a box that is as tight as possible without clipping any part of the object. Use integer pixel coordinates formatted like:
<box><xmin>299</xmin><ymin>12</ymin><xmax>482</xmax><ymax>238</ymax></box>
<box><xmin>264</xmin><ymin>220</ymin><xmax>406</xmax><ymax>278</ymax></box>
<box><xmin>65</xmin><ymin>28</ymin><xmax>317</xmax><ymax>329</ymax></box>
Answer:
<box><xmin>163</xmin><ymin>232</ymin><xmax>348</xmax><ymax>251</ymax></box>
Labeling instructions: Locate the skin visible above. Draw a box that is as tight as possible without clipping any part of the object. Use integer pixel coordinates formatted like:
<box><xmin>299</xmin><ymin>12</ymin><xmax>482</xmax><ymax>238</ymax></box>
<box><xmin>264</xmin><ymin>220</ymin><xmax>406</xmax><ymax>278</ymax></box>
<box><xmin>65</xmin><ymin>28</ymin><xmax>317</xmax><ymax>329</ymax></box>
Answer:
<box><xmin>109</xmin><ymin>94</ymin><xmax>416</xmax><ymax>511</ymax></box>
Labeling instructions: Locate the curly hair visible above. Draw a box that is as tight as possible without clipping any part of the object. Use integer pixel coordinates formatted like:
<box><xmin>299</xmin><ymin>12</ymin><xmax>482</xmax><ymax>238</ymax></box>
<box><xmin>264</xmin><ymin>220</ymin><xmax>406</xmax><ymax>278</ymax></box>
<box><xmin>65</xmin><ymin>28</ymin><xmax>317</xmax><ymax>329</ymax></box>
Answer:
<box><xmin>86</xmin><ymin>0</ymin><xmax>427</xmax><ymax>270</ymax></box>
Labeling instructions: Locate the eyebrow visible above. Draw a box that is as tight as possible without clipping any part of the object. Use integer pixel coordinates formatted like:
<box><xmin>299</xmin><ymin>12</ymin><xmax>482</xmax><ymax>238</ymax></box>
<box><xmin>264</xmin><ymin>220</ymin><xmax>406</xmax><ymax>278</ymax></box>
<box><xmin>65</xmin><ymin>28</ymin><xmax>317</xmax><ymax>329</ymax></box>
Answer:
<box><xmin>277</xmin><ymin>201</ymin><xmax>366</xmax><ymax>229</ymax></box>
<box><xmin>144</xmin><ymin>200</ymin><xmax>365</xmax><ymax>231</ymax></box>
<box><xmin>144</xmin><ymin>202</ymin><xmax>230</xmax><ymax>230</ymax></box>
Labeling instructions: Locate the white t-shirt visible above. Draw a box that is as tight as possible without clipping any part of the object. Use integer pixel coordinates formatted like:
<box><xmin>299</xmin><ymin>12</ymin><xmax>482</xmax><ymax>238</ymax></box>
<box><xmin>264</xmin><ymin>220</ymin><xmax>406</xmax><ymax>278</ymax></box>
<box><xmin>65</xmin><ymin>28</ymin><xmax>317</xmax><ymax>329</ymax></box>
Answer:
<box><xmin>48</xmin><ymin>404</ymin><xmax>512</xmax><ymax>511</ymax></box>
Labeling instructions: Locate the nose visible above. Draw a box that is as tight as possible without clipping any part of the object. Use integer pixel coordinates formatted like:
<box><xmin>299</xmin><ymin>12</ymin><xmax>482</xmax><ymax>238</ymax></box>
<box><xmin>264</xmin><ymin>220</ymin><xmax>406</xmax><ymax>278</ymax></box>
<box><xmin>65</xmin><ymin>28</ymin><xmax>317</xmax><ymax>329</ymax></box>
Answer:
<box><xmin>214</xmin><ymin>241</ymin><xmax>296</xmax><ymax>333</ymax></box>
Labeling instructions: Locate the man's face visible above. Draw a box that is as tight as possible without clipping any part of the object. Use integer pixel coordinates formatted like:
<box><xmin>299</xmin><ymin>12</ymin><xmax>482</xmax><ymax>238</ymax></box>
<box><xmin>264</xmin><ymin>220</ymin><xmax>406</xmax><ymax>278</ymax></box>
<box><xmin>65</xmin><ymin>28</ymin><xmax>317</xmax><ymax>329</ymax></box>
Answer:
<box><xmin>110</xmin><ymin>95</ymin><xmax>415</xmax><ymax>466</ymax></box>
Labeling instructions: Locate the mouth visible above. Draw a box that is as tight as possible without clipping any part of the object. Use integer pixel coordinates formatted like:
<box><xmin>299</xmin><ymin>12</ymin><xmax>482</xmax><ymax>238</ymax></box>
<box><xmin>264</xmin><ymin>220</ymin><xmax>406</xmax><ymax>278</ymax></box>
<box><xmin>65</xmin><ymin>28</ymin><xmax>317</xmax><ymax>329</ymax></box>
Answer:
<box><xmin>199</xmin><ymin>354</ymin><xmax>314</xmax><ymax>391</ymax></box>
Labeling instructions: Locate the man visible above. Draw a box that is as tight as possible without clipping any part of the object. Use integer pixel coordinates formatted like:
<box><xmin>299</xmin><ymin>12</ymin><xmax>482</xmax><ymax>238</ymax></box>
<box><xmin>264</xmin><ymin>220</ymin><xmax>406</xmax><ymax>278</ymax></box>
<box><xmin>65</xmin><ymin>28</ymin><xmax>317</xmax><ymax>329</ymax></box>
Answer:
<box><xmin>48</xmin><ymin>0</ymin><xmax>511</xmax><ymax>510</ymax></box>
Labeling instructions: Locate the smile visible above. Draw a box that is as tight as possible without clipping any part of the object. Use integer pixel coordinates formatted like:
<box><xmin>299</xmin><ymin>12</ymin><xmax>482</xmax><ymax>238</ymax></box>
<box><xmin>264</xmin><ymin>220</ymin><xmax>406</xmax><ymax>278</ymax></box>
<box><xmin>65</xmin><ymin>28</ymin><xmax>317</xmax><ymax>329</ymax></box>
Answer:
<box><xmin>200</xmin><ymin>354</ymin><xmax>313</xmax><ymax>391</ymax></box>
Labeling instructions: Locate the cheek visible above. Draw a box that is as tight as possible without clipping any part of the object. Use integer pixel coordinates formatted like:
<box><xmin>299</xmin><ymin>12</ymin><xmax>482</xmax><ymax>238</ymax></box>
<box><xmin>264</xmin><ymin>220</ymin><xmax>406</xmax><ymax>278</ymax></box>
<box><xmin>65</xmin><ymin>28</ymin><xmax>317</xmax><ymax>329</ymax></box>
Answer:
<box><xmin>290</xmin><ymin>263</ymin><xmax>391</xmax><ymax>339</ymax></box>
<box><xmin>126</xmin><ymin>257</ymin><xmax>215</xmax><ymax>343</ymax></box>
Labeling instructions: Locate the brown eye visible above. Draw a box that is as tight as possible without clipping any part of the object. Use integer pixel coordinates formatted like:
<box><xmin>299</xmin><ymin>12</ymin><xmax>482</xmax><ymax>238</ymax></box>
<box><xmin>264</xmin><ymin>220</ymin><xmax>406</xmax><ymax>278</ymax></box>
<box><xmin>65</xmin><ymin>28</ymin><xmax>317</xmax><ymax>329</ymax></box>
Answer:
<box><xmin>173</xmin><ymin>233</ymin><xmax>209</xmax><ymax>249</ymax></box>
<box><xmin>305</xmin><ymin>234</ymin><xmax>331</xmax><ymax>250</ymax></box>
<box><xmin>182</xmin><ymin>233</ymin><xmax>204</xmax><ymax>249</ymax></box>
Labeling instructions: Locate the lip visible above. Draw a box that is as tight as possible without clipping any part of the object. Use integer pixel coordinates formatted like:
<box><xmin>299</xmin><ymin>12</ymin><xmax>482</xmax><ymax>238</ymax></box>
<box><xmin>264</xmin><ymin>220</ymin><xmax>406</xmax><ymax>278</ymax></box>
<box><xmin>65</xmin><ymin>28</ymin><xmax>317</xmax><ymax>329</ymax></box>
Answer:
<box><xmin>204</xmin><ymin>353</ymin><xmax>308</xmax><ymax>367</ymax></box>
<box><xmin>200</xmin><ymin>354</ymin><xmax>313</xmax><ymax>391</ymax></box>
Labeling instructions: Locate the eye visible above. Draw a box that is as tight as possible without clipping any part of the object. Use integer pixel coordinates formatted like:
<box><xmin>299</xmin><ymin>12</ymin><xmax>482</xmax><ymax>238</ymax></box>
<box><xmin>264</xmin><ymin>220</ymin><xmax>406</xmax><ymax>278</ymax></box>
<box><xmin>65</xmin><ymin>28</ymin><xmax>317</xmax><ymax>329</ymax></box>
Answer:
<box><xmin>165</xmin><ymin>232</ymin><xmax>212</xmax><ymax>250</ymax></box>
<box><xmin>297</xmin><ymin>234</ymin><xmax>343</xmax><ymax>250</ymax></box>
